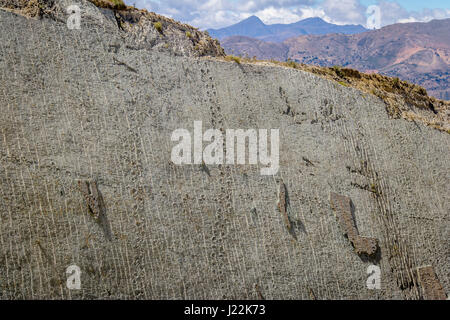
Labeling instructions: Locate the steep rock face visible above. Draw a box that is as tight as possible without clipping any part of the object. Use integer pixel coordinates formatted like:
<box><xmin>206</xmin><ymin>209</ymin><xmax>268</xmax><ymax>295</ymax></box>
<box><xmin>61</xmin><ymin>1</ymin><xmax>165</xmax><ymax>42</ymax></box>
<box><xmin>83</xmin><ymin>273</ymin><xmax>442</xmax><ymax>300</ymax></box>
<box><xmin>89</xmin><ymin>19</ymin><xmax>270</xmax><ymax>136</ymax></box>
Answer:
<box><xmin>0</xmin><ymin>1</ymin><xmax>449</xmax><ymax>299</ymax></box>
<box><xmin>222</xmin><ymin>35</ymin><xmax>289</xmax><ymax>61</ymax></box>
<box><xmin>0</xmin><ymin>0</ymin><xmax>225</xmax><ymax>58</ymax></box>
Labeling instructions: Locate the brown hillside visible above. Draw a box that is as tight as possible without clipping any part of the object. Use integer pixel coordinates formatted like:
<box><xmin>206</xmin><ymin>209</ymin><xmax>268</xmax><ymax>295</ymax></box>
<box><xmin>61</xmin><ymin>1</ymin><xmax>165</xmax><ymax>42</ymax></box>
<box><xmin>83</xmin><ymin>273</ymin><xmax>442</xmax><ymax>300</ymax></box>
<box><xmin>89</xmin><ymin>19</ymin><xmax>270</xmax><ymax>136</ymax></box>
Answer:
<box><xmin>223</xmin><ymin>19</ymin><xmax>450</xmax><ymax>100</ymax></box>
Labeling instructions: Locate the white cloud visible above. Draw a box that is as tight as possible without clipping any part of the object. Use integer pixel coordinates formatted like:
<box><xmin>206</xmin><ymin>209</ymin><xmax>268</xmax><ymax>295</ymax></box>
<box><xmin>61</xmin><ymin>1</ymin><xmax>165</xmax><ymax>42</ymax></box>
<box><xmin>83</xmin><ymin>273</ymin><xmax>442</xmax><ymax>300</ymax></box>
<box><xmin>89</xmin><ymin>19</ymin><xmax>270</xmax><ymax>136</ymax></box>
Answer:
<box><xmin>397</xmin><ymin>17</ymin><xmax>418</xmax><ymax>24</ymax></box>
<box><xmin>189</xmin><ymin>10</ymin><xmax>250</xmax><ymax>29</ymax></box>
<box><xmin>298</xmin><ymin>7</ymin><xmax>327</xmax><ymax>20</ymax></box>
<box><xmin>254</xmin><ymin>7</ymin><xmax>303</xmax><ymax>24</ymax></box>
<box><xmin>125</xmin><ymin>0</ymin><xmax>318</xmax><ymax>28</ymax></box>
<box><xmin>321</xmin><ymin>0</ymin><xmax>366</xmax><ymax>25</ymax></box>
<box><xmin>132</xmin><ymin>0</ymin><xmax>158</xmax><ymax>12</ymax></box>
<box><xmin>375</xmin><ymin>1</ymin><xmax>450</xmax><ymax>27</ymax></box>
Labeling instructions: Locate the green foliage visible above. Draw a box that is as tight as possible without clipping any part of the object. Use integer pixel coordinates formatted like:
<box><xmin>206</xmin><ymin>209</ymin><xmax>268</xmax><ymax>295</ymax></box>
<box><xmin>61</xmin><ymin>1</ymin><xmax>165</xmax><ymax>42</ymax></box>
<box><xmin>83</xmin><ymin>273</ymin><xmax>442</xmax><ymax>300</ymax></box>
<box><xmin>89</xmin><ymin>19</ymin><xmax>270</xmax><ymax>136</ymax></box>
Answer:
<box><xmin>392</xmin><ymin>77</ymin><xmax>400</xmax><ymax>88</ymax></box>
<box><xmin>332</xmin><ymin>65</ymin><xmax>344</xmax><ymax>78</ymax></box>
<box><xmin>110</xmin><ymin>0</ymin><xmax>125</xmax><ymax>7</ymax></box>
<box><xmin>225</xmin><ymin>55</ymin><xmax>241</xmax><ymax>64</ymax></box>
<box><xmin>286</xmin><ymin>59</ymin><xmax>298</xmax><ymax>69</ymax></box>
<box><xmin>416</xmin><ymin>86</ymin><xmax>427</xmax><ymax>95</ymax></box>
<box><xmin>369</xmin><ymin>183</ymin><xmax>381</xmax><ymax>196</ymax></box>
<box><xmin>231</xmin><ymin>56</ymin><xmax>241</xmax><ymax>64</ymax></box>
<box><xmin>88</xmin><ymin>0</ymin><xmax>126</xmax><ymax>10</ymax></box>
<box><xmin>341</xmin><ymin>67</ymin><xmax>361</xmax><ymax>79</ymax></box>
<box><xmin>154</xmin><ymin>22</ymin><xmax>163</xmax><ymax>33</ymax></box>
<box><xmin>186</xmin><ymin>31</ymin><xmax>192</xmax><ymax>38</ymax></box>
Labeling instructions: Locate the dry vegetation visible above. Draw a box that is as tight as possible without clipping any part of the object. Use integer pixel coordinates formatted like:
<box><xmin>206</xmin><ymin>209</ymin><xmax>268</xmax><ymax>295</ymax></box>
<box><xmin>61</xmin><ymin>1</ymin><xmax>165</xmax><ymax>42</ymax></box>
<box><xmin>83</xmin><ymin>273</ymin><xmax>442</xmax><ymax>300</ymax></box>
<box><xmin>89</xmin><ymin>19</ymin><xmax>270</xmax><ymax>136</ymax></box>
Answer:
<box><xmin>0</xmin><ymin>0</ymin><xmax>54</xmax><ymax>17</ymax></box>
<box><xmin>0</xmin><ymin>0</ymin><xmax>225</xmax><ymax>57</ymax></box>
<box><xmin>116</xmin><ymin>8</ymin><xmax>225</xmax><ymax>57</ymax></box>
<box><xmin>0</xmin><ymin>0</ymin><xmax>127</xmax><ymax>16</ymax></box>
<box><xmin>87</xmin><ymin>0</ymin><xmax>126</xmax><ymax>10</ymax></box>
<box><xmin>224</xmin><ymin>55</ymin><xmax>241</xmax><ymax>64</ymax></box>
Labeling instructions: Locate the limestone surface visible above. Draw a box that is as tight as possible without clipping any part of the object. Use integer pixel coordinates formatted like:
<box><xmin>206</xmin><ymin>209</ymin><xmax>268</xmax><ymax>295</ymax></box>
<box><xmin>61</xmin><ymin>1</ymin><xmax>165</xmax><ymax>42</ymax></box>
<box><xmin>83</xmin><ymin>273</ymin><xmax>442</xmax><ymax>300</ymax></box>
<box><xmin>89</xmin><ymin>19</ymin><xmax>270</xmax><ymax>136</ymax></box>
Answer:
<box><xmin>0</xmin><ymin>1</ymin><xmax>448</xmax><ymax>299</ymax></box>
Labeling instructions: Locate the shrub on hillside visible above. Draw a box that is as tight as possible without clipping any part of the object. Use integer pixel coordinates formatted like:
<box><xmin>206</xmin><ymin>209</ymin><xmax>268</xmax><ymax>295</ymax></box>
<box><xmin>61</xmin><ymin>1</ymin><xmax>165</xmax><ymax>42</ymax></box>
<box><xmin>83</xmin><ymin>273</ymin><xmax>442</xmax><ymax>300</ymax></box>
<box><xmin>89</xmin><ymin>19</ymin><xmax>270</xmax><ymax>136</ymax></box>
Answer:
<box><xmin>154</xmin><ymin>21</ymin><xmax>163</xmax><ymax>33</ymax></box>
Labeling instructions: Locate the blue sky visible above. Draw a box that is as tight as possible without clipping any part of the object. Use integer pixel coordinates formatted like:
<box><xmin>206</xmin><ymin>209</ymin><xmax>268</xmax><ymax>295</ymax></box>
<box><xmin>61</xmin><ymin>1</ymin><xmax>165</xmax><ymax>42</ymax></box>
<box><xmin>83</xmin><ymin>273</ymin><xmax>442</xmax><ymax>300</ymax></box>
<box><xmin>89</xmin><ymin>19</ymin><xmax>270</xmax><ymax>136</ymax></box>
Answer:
<box><xmin>126</xmin><ymin>0</ymin><xmax>450</xmax><ymax>29</ymax></box>
<box><xmin>359</xmin><ymin>0</ymin><xmax>448</xmax><ymax>11</ymax></box>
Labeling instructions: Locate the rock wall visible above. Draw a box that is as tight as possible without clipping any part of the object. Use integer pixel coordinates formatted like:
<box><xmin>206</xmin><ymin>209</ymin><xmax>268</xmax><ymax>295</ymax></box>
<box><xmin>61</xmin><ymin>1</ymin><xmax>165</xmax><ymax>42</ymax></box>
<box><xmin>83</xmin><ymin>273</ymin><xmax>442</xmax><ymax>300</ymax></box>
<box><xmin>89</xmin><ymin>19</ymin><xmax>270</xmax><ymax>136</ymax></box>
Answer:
<box><xmin>0</xmin><ymin>1</ymin><xmax>448</xmax><ymax>299</ymax></box>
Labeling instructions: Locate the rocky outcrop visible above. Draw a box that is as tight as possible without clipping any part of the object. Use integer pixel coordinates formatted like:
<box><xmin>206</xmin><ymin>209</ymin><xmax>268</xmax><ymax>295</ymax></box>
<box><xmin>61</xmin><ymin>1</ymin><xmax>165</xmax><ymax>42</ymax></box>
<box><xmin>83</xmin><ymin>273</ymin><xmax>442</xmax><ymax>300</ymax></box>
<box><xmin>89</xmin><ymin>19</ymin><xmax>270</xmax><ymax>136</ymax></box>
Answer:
<box><xmin>0</xmin><ymin>0</ymin><xmax>448</xmax><ymax>299</ymax></box>
<box><xmin>0</xmin><ymin>0</ymin><xmax>225</xmax><ymax>58</ymax></box>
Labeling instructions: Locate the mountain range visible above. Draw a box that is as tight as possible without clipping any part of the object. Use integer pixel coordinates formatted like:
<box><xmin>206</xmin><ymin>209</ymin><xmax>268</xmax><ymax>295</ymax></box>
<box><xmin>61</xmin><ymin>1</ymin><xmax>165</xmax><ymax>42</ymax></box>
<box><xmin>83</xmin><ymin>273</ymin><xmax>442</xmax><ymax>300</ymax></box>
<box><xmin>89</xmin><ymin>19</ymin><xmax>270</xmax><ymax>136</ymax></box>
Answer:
<box><xmin>207</xmin><ymin>16</ymin><xmax>368</xmax><ymax>42</ymax></box>
<box><xmin>222</xmin><ymin>18</ymin><xmax>450</xmax><ymax>100</ymax></box>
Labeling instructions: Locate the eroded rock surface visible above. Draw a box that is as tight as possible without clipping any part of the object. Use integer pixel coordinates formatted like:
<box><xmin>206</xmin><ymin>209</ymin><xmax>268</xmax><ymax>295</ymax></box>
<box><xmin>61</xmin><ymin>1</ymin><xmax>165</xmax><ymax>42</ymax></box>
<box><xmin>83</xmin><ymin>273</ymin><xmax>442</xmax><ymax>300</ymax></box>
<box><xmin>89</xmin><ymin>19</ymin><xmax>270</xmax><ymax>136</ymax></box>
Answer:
<box><xmin>0</xmin><ymin>0</ymin><xmax>448</xmax><ymax>299</ymax></box>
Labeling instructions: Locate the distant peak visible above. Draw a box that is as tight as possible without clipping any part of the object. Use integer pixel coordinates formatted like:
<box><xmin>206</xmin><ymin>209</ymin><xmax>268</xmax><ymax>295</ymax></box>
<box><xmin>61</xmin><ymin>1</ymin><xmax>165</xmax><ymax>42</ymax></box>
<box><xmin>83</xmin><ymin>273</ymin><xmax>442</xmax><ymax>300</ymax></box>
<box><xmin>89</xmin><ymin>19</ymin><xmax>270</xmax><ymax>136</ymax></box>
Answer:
<box><xmin>247</xmin><ymin>15</ymin><xmax>261</xmax><ymax>20</ymax></box>
<box><xmin>243</xmin><ymin>15</ymin><xmax>264</xmax><ymax>24</ymax></box>
<box><xmin>297</xmin><ymin>17</ymin><xmax>328</xmax><ymax>24</ymax></box>
<box><xmin>304</xmin><ymin>17</ymin><xmax>325</xmax><ymax>21</ymax></box>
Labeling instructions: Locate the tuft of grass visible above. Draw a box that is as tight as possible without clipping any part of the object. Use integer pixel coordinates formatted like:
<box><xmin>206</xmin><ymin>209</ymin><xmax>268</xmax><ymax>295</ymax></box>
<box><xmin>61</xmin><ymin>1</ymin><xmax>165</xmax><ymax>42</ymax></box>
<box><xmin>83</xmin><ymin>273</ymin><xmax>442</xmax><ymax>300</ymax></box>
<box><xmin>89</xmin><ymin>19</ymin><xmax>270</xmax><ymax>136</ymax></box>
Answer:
<box><xmin>369</xmin><ymin>183</ymin><xmax>381</xmax><ymax>196</ymax></box>
<box><xmin>186</xmin><ymin>31</ymin><xmax>192</xmax><ymax>38</ymax></box>
<box><xmin>154</xmin><ymin>21</ymin><xmax>163</xmax><ymax>33</ymax></box>
<box><xmin>332</xmin><ymin>65</ymin><xmax>344</xmax><ymax>78</ymax></box>
<box><xmin>416</xmin><ymin>86</ymin><xmax>427</xmax><ymax>96</ymax></box>
<box><xmin>392</xmin><ymin>77</ymin><xmax>400</xmax><ymax>88</ymax></box>
<box><xmin>225</xmin><ymin>55</ymin><xmax>241</xmax><ymax>64</ymax></box>
<box><xmin>88</xmin><ymin>0</ymin><xmax>127</xmax><ymax>10</ymax></box>
<box><xmin>285</xmin><ymin>59</ymin><xmax>298</xmax><ymax>69</ymax></box>
<box><xmin>110</xmin><ymin>0</ymin><xmax>126</xmax><ymax>8</ymax></box>
<box><xmin>341</xmin><ymin>67</ymin><xmax>361</xmax><ymax>79</ymax></box>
